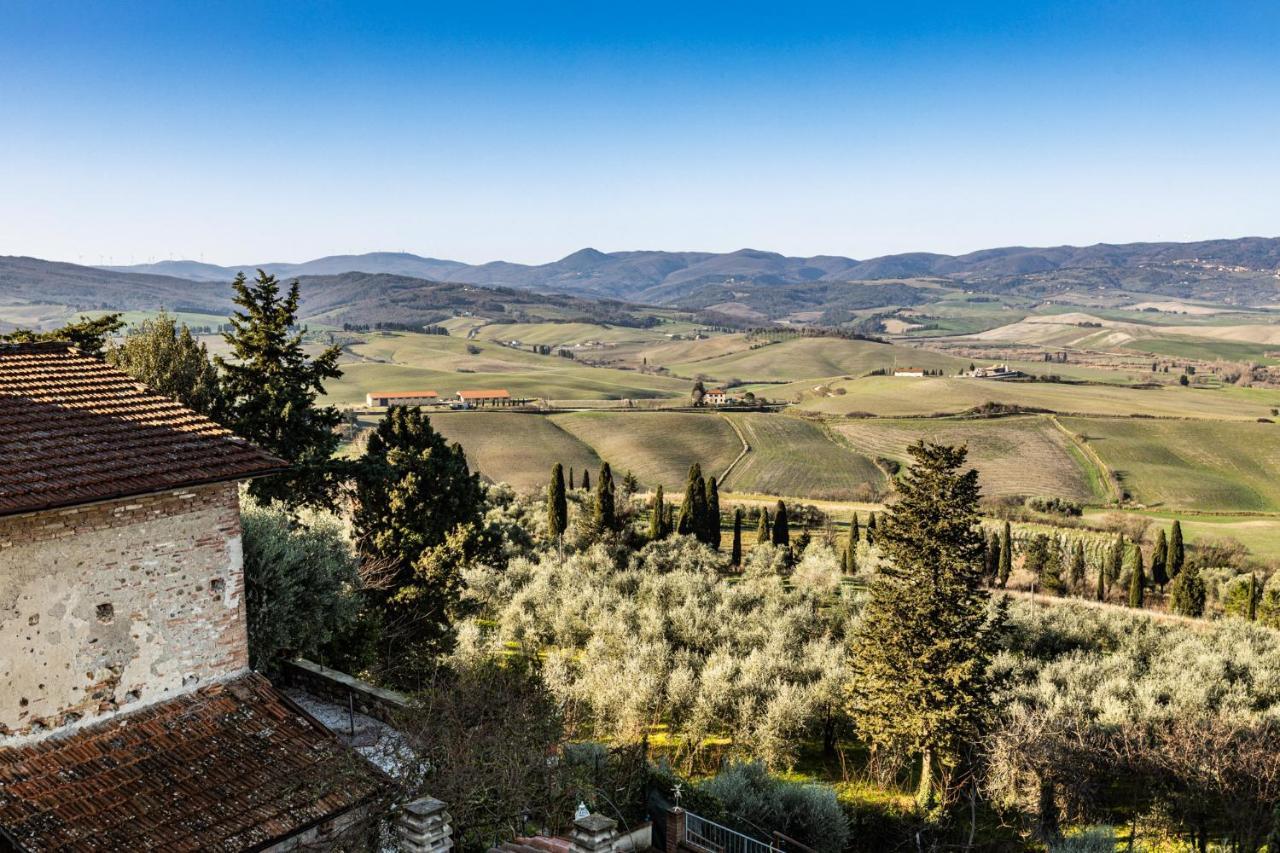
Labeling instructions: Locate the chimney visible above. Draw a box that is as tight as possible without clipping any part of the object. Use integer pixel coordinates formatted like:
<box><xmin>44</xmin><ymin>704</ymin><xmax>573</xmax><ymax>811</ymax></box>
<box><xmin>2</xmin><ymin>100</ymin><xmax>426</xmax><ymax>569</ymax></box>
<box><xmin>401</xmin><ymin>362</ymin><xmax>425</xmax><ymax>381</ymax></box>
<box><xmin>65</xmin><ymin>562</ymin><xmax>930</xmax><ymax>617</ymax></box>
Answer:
<box><xmin>398</xmin><ymin>797</ymin><xmax>454</xmax><ymax>853</ymax></box>
<box><xmin>571</xmin><ymin>813</ymin><xmax>620</xmax><ymax>853</ymax></box>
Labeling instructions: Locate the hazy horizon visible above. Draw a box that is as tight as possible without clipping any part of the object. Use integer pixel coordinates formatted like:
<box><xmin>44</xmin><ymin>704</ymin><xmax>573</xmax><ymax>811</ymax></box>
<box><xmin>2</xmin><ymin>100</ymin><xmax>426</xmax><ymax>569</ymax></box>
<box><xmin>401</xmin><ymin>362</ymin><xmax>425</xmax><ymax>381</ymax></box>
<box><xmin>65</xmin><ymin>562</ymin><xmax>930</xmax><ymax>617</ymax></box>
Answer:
<box><xmin>4</xmin><ymin>0</ymin><xmax>1279</xmax><ymax>266</ymax></box>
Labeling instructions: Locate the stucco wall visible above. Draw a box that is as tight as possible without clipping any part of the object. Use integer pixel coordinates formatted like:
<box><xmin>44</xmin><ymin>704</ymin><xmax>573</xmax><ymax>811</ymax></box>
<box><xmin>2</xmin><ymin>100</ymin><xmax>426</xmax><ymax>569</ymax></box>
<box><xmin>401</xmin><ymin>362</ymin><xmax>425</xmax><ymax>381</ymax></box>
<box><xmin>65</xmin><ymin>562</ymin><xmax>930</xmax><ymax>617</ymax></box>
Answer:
<box><xmin>0</xmin><ymin>482</ymin><xmax>248</xmax><ymax>739</ymax></box>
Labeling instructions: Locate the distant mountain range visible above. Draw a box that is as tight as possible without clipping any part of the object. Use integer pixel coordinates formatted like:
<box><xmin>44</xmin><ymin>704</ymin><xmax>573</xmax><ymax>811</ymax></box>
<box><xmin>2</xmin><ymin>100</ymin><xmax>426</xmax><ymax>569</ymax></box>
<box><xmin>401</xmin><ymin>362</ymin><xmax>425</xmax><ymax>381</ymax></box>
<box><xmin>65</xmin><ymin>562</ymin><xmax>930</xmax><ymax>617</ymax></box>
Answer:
<box><xmin>2</xmin><ymin>236</ymin><xmax>1278</xmax><ymax>329</ymax></box>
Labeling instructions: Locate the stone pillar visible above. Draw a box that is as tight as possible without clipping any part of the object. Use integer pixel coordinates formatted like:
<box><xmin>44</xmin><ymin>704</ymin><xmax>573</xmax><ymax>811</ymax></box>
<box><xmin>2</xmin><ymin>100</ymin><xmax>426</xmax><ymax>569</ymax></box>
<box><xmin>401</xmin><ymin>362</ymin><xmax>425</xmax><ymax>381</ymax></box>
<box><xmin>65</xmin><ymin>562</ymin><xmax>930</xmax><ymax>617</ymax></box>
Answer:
<box><xmin>664</xmin><ymin>808</ymin><xmax>685</xmax><ymax>853</ymax></box>
<box><xmin>398</xmin><ymin>797</ymin><xmax>453</xmax><ymax>853</ymax></box>
<box><xmin>571</xmin><ymin>814</ymin><xmax>619</xmax><ymax>853</ymax></box>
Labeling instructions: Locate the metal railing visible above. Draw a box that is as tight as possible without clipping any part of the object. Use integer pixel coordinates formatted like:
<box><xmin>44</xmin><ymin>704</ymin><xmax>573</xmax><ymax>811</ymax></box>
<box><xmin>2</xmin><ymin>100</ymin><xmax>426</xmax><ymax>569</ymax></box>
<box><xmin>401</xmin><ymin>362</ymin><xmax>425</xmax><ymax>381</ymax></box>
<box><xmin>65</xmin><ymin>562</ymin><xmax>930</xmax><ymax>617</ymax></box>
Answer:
<box><xmin>683</xmin><ymin>811</ymin><xmax>775</xmax><ymax>853</ymax></box>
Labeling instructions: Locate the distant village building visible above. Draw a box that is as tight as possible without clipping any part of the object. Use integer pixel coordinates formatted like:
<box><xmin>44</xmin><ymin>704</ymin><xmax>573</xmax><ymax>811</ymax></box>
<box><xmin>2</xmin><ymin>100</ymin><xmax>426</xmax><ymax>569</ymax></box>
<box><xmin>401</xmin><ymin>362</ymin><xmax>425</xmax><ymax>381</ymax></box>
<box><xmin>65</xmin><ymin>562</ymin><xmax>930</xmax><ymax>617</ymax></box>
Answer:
<box><xmin>366</xmin><ymin>389</ymin><xmax>440</xmax><ymax>407</ymax></box>
<box><xmin>969</xmin><ymin>363</ymin><xmax>1022</xmax><ymax>380</ymax></box>
<box><xmin>0</xmin><ymin>342</ymin><xmax>387</xmax><ymax>851</ymax></box>
<box><xmin>456</xmin><ymin>388</ymin><xmax>512</xmax><ymax>408</ymax></box>
<box><xmin>893</xmin><ymin>367</ymin><xmax>926</xmax><ymax>377</ymax></box>
<box><xmin>703</xmin><ymin>388</ymin><xmax>729</xmax><ymax>406</ymax></box>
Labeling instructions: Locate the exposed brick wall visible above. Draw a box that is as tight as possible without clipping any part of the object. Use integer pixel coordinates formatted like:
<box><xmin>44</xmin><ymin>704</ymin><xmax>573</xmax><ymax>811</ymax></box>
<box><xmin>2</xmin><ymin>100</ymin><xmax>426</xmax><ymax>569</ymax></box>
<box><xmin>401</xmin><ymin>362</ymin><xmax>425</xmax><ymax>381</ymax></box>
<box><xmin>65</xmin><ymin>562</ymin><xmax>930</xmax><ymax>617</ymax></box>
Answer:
<box><xmin>0</xmin><ymin>482</ymin><xmax>249</xmax><ymax>739</ymax></box>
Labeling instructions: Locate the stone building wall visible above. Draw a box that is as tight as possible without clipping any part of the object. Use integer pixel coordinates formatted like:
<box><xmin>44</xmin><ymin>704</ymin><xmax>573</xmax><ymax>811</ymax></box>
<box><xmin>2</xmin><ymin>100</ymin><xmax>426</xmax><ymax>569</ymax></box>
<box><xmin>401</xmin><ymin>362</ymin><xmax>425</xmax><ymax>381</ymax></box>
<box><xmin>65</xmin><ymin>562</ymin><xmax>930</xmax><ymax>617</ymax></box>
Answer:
<box><xmin>0</xmin><ymin>482</ymin><xmax>248</xmax><ymax>739</ymax></box>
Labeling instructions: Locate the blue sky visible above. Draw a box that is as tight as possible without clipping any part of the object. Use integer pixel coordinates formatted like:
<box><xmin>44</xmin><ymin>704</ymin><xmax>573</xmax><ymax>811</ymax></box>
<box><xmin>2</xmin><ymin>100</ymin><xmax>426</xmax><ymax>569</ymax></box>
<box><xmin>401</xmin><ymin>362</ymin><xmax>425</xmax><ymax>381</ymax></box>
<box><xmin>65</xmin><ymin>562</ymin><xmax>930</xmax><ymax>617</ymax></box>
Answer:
<box><xmin>2</xmin><ymin>1</ymin><xmax>1278</xmax><ymax>265</ymax></box>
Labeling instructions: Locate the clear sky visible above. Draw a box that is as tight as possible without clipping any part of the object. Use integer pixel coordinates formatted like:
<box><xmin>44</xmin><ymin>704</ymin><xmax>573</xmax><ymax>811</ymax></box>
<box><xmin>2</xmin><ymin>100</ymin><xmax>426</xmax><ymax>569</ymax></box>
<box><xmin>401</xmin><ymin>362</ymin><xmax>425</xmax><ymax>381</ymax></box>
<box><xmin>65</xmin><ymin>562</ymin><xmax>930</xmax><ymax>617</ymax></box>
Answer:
<box><xmin>2</xmin><ymin>0</ymin><xmax>1279</xmax><ymax>266</ymax></box>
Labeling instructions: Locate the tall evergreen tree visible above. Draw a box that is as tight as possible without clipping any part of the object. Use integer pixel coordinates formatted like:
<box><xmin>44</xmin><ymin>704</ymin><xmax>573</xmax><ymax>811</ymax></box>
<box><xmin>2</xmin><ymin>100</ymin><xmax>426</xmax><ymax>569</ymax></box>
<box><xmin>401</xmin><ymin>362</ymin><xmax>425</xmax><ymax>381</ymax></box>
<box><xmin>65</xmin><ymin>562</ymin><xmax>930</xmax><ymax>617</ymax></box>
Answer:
<box><xmin>1069</xmin><ymin>541</ymin><xmax>1087</xmax><ymax>591</ymax></box>
<box><xmin>547</xmin><ymin>464</ymin><xmax>568</xmax><ymax>553</ymax></box>
<box><xmin>756</xmin><ymin>508</ymin><xmax>770</xmax><ymax>545</ymax></box>
<box><xmin>850</xmin><ymin>512</ymin><xmax>860</xmax><ymax>543</ymax></box>
<box><xmin>1107</xmin><ymin>534</ymin><xmax>1125</xmax><ymax>586</ymax></box>
<box><xmin>354</xmin><ymin>406</ymin><xmax>485</xmax><ymax>656</ymax></box>
<box><xmin>107</xmin><ymin>310</ymin><xmax>225</xmax><ymax>420</ymax></box>
<box><xmin>1170</xmin><ymin>563</ymin><xmax>1206</xmax><ymax>617</ymax></box>
<box><xmin>621</xmin><ymin>470</ymin><xmax>640</xmax><ymax>499</ymax></box>
<box><xmin>568</xmin><ymin>467</ymin><xmax>575</xmax><ymax>490</ymax></box>
<box><xmin>705</xmin><ymin>477</ymin><xmax>722</xmax><ymax>550</ymax></box>
<box><xmin>1095</xmin><ymin>558</ymin><xmax>1106</xmax><ymax>601</ymax></box>
<box><xmin>1128</xmin><ymin>546</ymin><xmax>1145</xmax><ymax>608</ymax></box>
<box><xmin>217</xmin><ymin>271</ymin><xmax>344</xmax><ymax>509</ymax></box>
<box><xmin>4</xmin><ymin>313</ymin><xmax>124</xmax><ymax>358</ymax></box>
<box><xmin>848</xmin><ymin>442</ymin><xmax>1002</xmax><ymax>811</ymax></box>
<box><xmin>998</xmin><ymin>522</ymin><xmax>1012</xmax><ymax>588</ymax></box>
<box><xmin>731</xmin><ymin>508</ymin><xmax>743</xmax><ymax>567</ymax></box>
<box><xmin>1170</xmin><ymin>520</ymin><xmax>1185</xmax><ymax>578</ymax></box>
<box><xmin>581</xmin><ymin>468</ymin><xmax>590</xmax><ymax>491</ymax></box>
<box><xmin>1151</xmin><ymin>529</ymin><xmax>1169</xmax><ymax>591</ymax></box>
<box><xmin>847</xmin><ymin>515</ymin><xmax>861</xmax><ymax>574</ymax></box>
<box><xmin>676</xmin><ymin>463</ymin><xmax>706</xmax><ymax>538</ymax></box>
<box><xmin>594</xmin><ymin>463</ymin><xmax>616</xmax><ymax>532</ymax></box>
<box><xmin>649</xmin><ymin>485</ymin><xmax>666</xmax><ymax>541</ymax></box>
<box><xmin>982</xmin><ymin>531</ymin><xmax>998</xmax><ymax>581</ymax></box>
<box><xmin>771</xmin><ymin>500</ymin><xmax>789</xmax><ymax>547</ymax></box>
<box><xmin>866</xmin><ymin>512</ymin><xmax>878</xmax><ymax>545</ymax></box>
<box><xmin>1248</xmin><ymin>572</ymin><xmax>1259</xmax><ymax>622</ymax></box>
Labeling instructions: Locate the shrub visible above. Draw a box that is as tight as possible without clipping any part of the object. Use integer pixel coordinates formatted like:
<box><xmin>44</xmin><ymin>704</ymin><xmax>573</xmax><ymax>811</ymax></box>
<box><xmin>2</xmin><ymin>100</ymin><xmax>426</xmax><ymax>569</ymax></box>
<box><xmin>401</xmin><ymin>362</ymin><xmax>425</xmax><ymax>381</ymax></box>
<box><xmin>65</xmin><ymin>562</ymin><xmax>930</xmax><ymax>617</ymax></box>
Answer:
<box><xmin>699</xmin><ymin>761</ymin><xmax>850</xmax><ymax>853</ymax></box>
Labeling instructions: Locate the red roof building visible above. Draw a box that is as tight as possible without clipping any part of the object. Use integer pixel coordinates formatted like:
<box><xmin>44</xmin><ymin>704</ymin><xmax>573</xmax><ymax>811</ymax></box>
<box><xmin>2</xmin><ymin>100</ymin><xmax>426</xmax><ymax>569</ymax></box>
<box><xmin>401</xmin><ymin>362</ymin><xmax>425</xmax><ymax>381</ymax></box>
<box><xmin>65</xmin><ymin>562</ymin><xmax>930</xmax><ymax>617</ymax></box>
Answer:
<box><xmin>0</xmin><ymin>342</ymin><xmax>387</xmax><ymax>851</ymax></box>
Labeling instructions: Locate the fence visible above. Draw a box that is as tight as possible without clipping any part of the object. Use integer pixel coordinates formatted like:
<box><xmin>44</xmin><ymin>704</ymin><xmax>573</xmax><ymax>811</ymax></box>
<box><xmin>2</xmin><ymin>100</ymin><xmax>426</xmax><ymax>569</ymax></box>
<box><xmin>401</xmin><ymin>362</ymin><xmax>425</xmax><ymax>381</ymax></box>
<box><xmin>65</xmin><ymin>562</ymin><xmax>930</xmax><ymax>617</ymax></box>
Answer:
<box><xmin>681</xmin><ymin>810</ymin><xmax>815</xmax><ymax>853</ymax></box>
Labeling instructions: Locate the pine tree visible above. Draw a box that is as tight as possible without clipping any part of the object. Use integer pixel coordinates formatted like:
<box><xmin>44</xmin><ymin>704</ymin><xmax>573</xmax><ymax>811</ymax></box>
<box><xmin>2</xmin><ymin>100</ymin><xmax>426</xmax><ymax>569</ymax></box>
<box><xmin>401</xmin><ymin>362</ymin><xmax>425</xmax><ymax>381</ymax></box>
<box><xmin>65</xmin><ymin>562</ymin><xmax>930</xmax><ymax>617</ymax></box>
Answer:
<box><xmin>998</xmin><ymin>522</ymin><xmax>1012</xmax><ymax>588</ymax></box>
<box><xmin>218</xmin><ymin>271</ymin><xmax>344</xmax><ymax>509</ymax></box>
<box><xmin>1170</xmin><ymin>520</ymin><xmax>1185</xmax><ymax>578</ymax></box>
<box><xmin>1070</xmin><ymin>541</ymin><xmax>1087</xmax><ymax>591</ymax></box>
<box><xmin>1151</xmin><ymin>529</ymin><xmax>1169</xmax><ymax>591</ymax></box>
<box><xmin>649</xmin><ymin>485</ymin><xmax>666</xmax><ymax>541</ymax></box>
<box><xmin>621</xmin><ymin>470</ymin><xmax>640</xmax><ymax>499</ymax></box>
<box><xmin>731</xmin><ymin>508</ymin><xmax>743</xmax><ymax>567</ymax></box>
<box><xmin>866</xmin><ymin>512</ymin><xmax>878</xmax><ymax>545</ymax></box>
<box><xmin>354</xmin><ymin>406</ymin><xmax>485</xmax><ymax>656</ymax></box>
<box><xmin>705</xmin><ymin>477</ymin><xmax>722</xmax><ymax>550</ymax></box>
<box><xmin>1128</xmin><ymin>545</ymin><xmax>1145</xmax><ymax>608</ymax></box>
<box><xmin>548</xmin><ymin>464</ymin><xmax>567</xmax><ymax>554</ymax></box>
<box><xmin>594</xmin><ymin>463</ymin><xmax>616</xmax><ymax>532</ymax></box>
<box><xmin>581</xmin><ymin>468</ymin><xmax>590</xmax><ymax>491</ymax></box>
<box><xmin>757</xmin><ymin>508</ymin><xmax>770</xmax><ymax>545</ymax></box>
<box><xmin>771</xmin><ymin>500</ymin><xmax>789</xmax><ymax>547</ymax></box>
<box><xmin>1170</xmin><ymin>563</ymin><xmax>1206</xmax><ymax>617</ymax></box>
<box><xmin>848</xmin><ymin>442</ymin><xmax>1003</xmax><ymax>811</ymax></box>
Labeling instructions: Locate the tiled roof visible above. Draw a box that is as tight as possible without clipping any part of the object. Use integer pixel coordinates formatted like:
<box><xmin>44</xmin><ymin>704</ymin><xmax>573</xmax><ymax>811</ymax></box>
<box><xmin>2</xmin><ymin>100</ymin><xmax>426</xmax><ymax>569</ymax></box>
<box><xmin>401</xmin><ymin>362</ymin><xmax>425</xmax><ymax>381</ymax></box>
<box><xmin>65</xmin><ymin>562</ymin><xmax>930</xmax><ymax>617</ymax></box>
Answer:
<box><xmin>0</xmin><ymin>673</ymin><xmax>388</xmax><ymax>852</ymax></box>
<box><xmin>457</xmin><ymin>389</ymin><xmax>510</xmax><ymax>399</ymax></box>
<box><xmin>368</xmin><ymin>390</ymin><xmax>438</xmax><ymax>397</ymax></box>
<box><xmin>0</xmin><ymin>342</ymin><xmax>285</xmax><ymax>517</ymax></box>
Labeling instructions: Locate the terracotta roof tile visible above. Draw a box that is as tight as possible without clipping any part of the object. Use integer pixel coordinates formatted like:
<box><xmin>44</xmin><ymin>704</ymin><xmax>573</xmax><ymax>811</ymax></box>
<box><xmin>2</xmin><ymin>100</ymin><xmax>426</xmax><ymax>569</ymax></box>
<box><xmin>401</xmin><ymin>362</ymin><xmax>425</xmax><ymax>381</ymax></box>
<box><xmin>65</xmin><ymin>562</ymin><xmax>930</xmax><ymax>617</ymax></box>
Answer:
<box><xmin>0</xmin><ymin>673</ymin><xmax>388</xmax><ymax>852</ymax></box>
<box><xmin>0</xmin><ymin>342</ymin><xmax>285</xmax><ymax>517</ymax></box>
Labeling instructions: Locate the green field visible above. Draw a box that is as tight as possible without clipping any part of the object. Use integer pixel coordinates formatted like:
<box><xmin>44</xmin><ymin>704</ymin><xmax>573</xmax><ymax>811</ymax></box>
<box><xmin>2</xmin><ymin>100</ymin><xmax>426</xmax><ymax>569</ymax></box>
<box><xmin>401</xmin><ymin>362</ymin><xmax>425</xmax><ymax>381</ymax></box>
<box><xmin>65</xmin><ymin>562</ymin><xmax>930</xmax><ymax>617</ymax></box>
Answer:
<box><xmin>474</xmin><ymin>320</ymin><xmax>698</xmax><ymax>346</ymax></box>
<box><xmin>549</xmin><ymin>411</ymin><xmax>743</xmax><ymax>492</ymax></box>
<box><xmin>720</xmin><ymin>414</ymin><xmax>887</xmax><ymax>501</ymax></box>
<box><xmin>788</xmin><ymin>374</ymin><xmax>1280</xmax><ymax>420</ymax></box>
<box><xmin>659</xmin><ymin>336</ymin><xmax>967</xmax><ymax>384</ymax></box>
<box><xmin>1082</xmin><ymin>508</ymin><xmax>1280</xmax><ymax>561</ymax></box>
<box><xmin>1062</xmin><ymin>416</ymin><xmax>1280</xmax><ymax>512</ymax></box>
<box><xmin>321</xmin><ymin>331</ymin><xmax>690</xmax><ymax>405</ymax></box>
<box><xmin>833</xmin><ymin>414</ymin><xmax>1102</xmax><ymax>503</ymax></box>
<box><xmin>426</xmin><ymin>412</ymin><xmax>600</xmax><ymax>492</ymax></box>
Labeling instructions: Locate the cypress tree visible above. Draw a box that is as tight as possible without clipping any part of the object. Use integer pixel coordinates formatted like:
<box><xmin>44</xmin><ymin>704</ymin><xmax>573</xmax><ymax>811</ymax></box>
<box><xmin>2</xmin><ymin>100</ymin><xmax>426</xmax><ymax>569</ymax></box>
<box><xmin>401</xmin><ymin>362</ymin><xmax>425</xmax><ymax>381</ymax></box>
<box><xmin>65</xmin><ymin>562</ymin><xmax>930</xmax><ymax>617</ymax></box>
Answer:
<box><xmin>1070</xmin><ymin>541</ymin><xmax>1086</xmax><ymax>591</ymax></box>
<box><xmin>866</xmin><ymin>512</ymin><xmax>878</xmax><ymax>545</ymax></box>
<box><xmin>568</xmin><ymin>467</ymin><xmax>575</xmax><ymax>490</ymax></box>
<box><xmin>649</xmin><ymin>485</ymin><xmax>666</xmax><ymax>541</ymax></box>
<box><xmin>1095</xmin><ymin>558</ymin><xmax>1106</xmax><ymax>601</ymax></box>
<box><xmin>1170</xmin><ymin>520</ymin><xmax>1185</xmax><ymax>578</ymax></box>
<box><xmin>1128</xmin><ymin>546</ymin><xmax>1145</xmax><ymax>608</ymax></box>
<box><xmin>757</xmin><ymin>508</ymin><xmax>770</xmax><ymax>545</ymax></box>
<box><xmin>984</xmin><ymin>531</ymin><xmax>1000</xmax><ymax>581</ymax></box>
<box><xmin>731</xmin><ymin>508</ymin><xmax>743</xmax><ymax>567</ymax></box>
<box><xmin>998</xmin><ymin>521</ymin><xmax>1012</xmax><ymax>588</ymax></box>
<box><xmin>851</xmin><ymin>512</ymin><xmax>860</xmax><ymax>543</ymax></box>
<box><xmin>581</xmin><ymin>468</ymin><xmax>590</xmax><ymax>491</ymax></box>
<box><xmin>594</xmin><ymin>463</ymin><xmax>616</xmax><ymax>532</ymax></box>
<box><xmin>771</xmin><ymin>500</ymin><xmax>789</xmax><ymax>547</ymax></box>
<box><xmin>1170</xmin><ymin>563</ymin><xmax>1206</xmax><ymax>617</ymax></box>
<box><xmin>706</xmin><ymin>477</ymin><xmax>722</xmax><ymax>549</ymax></box>
<box><xmin>848</xmin><ymin>442</ymin><xmax>1002</xmax><ymax>811</ymax></box>
<box><xmin>1151</xmin><ymin>529</ymin><xmax>1169</xmax><ymax>591</ymax></box>
<box><xmin>1107</xmin><ymin>534</ymin><xmax>1125</xmax><ymax>585</ymax></box>
<box><xmin>548</xmin><ymin>463</ymin><xmax>567</xmax><ymax>554</ymax></box>
<box><xmin>1249</xmin><ymin>572</ymin><xmax>1259</xmax><ymax>622</ymax></box>
<box><xmin>676</xmin><ymin>463</ymin><xmax>706</xmax><ymax>539</ymax></box>
<box><xmin>846</xmin><ymin>515</ymin><xmax>860</xmax><ymax>574</ymax></box>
